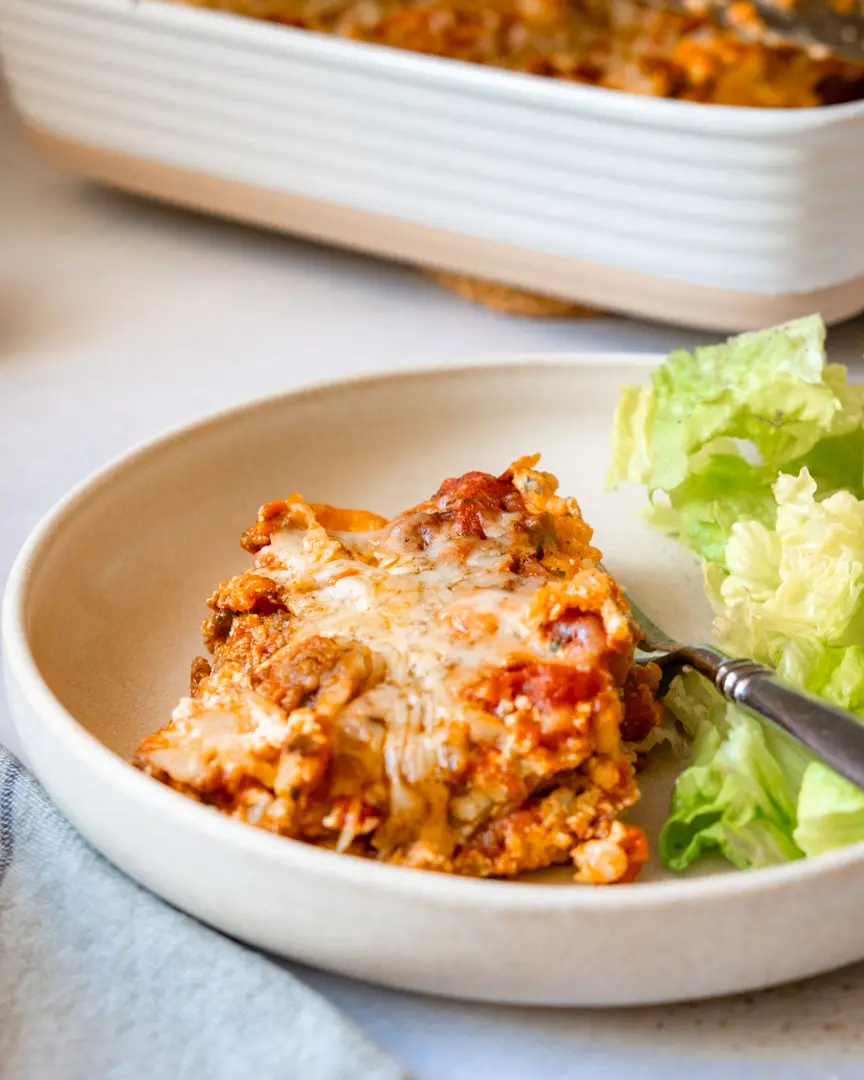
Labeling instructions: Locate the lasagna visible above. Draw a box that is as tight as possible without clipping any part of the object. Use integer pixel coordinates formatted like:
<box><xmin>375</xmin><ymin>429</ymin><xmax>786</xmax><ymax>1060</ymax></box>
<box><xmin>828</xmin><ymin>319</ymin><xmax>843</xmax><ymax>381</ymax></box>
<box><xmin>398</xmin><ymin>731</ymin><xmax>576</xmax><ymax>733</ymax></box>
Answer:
<box><xmin>134</xmin><ymin>456</ymin><xmax>662</xmax><ymax>883</ymax></box>
<box><xmin>174</xmin><ymin>0</ymin><xmax>864</xmax><ymax>107</ymax></box>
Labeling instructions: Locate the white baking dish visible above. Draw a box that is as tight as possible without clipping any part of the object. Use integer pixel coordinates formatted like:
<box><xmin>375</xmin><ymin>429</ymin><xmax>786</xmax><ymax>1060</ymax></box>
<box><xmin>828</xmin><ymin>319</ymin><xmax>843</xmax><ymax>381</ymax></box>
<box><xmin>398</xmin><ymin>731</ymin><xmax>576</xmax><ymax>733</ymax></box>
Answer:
<box><xmin>3</xmin><ymin>0</ymin><xmax>864</xmax><ymax>329</ymax></box>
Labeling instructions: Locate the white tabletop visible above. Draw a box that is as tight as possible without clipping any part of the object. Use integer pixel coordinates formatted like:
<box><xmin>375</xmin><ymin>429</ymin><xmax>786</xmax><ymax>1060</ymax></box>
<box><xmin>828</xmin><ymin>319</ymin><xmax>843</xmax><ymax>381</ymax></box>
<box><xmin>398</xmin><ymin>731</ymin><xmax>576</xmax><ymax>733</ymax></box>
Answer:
<box><xmin>4</xmin><ymin>83</ymin><xmax>864</xmax><ymax>1079</ymax></box>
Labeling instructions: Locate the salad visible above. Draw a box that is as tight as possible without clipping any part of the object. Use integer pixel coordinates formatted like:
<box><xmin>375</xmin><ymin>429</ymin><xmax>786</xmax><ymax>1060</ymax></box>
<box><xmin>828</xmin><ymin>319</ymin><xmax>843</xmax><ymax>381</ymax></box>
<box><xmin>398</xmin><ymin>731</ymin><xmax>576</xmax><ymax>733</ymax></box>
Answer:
<box><xmin>609</xmin><ymin>314</ymin><xmax>864</xmax><ymax>872</ymax></box>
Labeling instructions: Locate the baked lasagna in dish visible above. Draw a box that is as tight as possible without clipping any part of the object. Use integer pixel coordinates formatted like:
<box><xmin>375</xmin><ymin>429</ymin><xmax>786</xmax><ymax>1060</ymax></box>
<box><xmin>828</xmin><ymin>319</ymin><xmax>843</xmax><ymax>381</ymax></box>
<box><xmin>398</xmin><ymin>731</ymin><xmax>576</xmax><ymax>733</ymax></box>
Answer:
<box><xmin>134</xmin><ymin>456</ymin><xmax>663</xmax><ymax>884</ymax></box>
<box><xmin>174</xmin><ymin>0</ymin><xmax>864</xmax><ymax>107</ymax></box>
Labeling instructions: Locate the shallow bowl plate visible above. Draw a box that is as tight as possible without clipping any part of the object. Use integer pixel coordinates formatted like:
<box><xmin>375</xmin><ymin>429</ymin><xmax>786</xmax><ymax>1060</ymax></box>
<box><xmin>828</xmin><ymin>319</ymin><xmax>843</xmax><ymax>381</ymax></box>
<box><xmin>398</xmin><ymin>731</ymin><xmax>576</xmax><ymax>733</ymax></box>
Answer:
<box><xmin>5</xmin><ymin>356</ymin><xmax>864</xmax><ymax>1006</ymax></box>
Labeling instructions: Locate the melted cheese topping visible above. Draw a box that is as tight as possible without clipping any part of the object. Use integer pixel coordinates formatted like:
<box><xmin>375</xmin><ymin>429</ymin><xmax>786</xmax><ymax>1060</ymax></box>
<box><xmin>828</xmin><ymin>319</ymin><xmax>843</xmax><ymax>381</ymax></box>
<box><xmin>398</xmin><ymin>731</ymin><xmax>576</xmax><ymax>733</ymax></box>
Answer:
<box><xmin>261</xmin><ymin>520</ymin><xmax>549</xmax><ymax>795</ymax></box>
<box><xmin>133</xmin><ymin>457</ymin><xmax>660</xmax><ymax>883</ymax></box>
<box><xmin>272</xmin><ymin>529</ymin><xmax>539</xmax><ymax>685</ymax></box>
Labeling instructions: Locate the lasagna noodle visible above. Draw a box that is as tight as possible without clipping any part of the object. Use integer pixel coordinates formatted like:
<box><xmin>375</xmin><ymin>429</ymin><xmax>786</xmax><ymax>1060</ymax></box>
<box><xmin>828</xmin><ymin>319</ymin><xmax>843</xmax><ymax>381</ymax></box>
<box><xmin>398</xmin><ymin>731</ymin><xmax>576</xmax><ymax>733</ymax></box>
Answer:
<box><xmin>134</xmin><ymin>456</ymin><xmax>662</xmax><ymax>883</ymax></box>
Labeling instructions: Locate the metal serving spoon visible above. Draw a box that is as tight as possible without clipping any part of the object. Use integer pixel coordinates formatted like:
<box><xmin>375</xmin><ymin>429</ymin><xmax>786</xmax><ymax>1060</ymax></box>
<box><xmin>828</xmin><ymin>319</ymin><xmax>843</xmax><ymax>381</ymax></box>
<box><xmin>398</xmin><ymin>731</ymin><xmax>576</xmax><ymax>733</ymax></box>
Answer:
<box><xmin>623</xmin><ymin>583</ymin><xmax>864</xmax><ymax>792</ymax></box>
<box><xmin>648</xmin><ymin>0</ymin><xmax>864</xmax><ymax>63</ymax></box>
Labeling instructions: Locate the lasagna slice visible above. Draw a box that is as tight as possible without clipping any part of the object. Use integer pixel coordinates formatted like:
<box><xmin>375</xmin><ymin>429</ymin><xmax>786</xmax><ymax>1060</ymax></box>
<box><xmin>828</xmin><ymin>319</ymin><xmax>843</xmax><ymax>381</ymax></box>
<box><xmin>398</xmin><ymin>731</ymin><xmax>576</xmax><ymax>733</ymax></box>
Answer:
<box><xmin>134</xmin><ymin>456</ymin><xmax>662</xmax><ymax>883</ymax></box>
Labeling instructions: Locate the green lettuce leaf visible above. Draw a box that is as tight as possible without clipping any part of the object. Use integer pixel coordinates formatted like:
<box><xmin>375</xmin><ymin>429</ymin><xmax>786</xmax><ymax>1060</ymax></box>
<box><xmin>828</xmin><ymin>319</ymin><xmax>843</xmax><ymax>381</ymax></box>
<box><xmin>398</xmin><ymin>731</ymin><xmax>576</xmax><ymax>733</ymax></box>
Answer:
<box><xmin>659</xmin><ymin>693</ymin><xmax>803</xmax><ymax>871</ymax></box>
<box><xmin>608</xmin><ymin>315</ymin><xmax>864</xmax><ymax>564</ymax></box>
<box><xmin>609</xmin><ymin>314</ymin><xmax>839</xmax><ymax>492</ymax></box>
<box><xmin>794</xmin><ymin>763</ymin><xmax>864</xmax><ymax>857</ymax></box>
<box><xmin>643</xmin><ymin>454</ymin><xmax>776</xmax><ymax>565</ymax></box>
<box><xmin>782</xmin><ymin>639</ymin><xmax>864</xmax><ymax>857</ymax></box>
<box><xmin>667</xmin><ymin>467</ymin><xmax>864</xmax><ymax>869</ymax></box>
<box><xmin>784</xmin><ymin>427</ymin><xmax>864</xmax><ymax>500</ymax></box>
<box><xmin>610</xmin><ymin>314</ymin><xmax>864</xmax><ymax>872</ymax></box>
<box><xmin>712</xmin><ymin>470</ymin><xmax>864</xmax><ymax>659</ymax></box>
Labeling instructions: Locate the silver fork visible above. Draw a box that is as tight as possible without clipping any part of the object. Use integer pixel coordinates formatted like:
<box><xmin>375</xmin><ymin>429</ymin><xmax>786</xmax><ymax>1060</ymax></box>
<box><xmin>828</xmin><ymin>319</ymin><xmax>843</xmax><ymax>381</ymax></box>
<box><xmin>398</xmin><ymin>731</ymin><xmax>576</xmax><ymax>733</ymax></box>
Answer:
<box><xmin>622</xmin><ymin>583</ymin><xmax>864</xmax><ymax>792</ymax></box>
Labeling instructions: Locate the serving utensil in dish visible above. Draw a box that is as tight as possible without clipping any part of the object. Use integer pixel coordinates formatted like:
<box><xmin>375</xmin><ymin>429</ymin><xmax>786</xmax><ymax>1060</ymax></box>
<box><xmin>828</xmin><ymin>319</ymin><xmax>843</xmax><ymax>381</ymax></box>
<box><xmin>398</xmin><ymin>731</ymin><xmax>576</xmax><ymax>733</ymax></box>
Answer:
<box><xmin>7</xmin><ymin>355</ymin><xmax>864</xmax><ymax>1007</ymax></box>
<box><xmin>650</xmin><ymin>0</ymin><xmax>864</xmax><ymax>61</ymax></box>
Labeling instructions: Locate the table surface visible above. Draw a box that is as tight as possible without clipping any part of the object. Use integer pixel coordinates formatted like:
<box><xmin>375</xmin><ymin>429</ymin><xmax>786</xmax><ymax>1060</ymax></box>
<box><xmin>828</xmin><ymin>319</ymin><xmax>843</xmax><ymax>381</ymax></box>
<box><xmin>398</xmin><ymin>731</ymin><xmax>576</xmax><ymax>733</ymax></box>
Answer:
<box><xmin>4</xmin><ymin>84</ymin><xmax>864</xmax><ymax>1079</ymax></box>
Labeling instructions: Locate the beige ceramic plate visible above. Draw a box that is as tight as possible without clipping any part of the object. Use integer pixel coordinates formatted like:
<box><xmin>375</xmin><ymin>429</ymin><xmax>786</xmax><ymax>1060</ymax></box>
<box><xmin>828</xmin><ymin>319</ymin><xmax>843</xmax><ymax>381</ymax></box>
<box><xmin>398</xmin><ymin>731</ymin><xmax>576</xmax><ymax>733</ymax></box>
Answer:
<box><xmin>6</xmin><ymin>357</ymin><xmax>864</xmax><ymax>1006</ymax></box>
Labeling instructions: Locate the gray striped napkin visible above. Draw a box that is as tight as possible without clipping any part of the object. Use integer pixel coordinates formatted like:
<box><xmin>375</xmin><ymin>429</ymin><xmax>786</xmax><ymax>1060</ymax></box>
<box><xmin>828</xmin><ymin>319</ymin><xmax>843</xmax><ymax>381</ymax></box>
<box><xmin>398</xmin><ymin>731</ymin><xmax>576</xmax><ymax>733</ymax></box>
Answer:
<box><xmin>0</xmin><ymin>747</ymin><xmax>409</xmax><ymax>1080</ymax></box>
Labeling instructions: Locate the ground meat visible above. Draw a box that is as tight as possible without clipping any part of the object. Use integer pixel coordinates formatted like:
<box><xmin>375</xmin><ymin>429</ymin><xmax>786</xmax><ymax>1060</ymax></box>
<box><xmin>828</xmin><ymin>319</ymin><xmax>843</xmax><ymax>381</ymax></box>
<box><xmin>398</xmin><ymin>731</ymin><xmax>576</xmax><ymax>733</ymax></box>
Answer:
<box><xmin>620</xmin><ymin>663</ymin><xmax>664</xmax><ymax>745</ymax></box>
<box><xmin>189</xmin><ymin>656</ymin><xmax>212</xmax><ymax>696</ymax></box>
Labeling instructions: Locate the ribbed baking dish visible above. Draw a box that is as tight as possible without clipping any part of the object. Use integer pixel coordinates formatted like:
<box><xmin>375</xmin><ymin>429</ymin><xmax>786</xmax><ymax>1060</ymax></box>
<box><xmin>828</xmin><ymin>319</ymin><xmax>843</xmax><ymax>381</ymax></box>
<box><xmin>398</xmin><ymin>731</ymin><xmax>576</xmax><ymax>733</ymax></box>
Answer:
<box><xmin>3</xmin><ymin>0</ymin><xmax>864</xmax><ymax>329</ymax></box>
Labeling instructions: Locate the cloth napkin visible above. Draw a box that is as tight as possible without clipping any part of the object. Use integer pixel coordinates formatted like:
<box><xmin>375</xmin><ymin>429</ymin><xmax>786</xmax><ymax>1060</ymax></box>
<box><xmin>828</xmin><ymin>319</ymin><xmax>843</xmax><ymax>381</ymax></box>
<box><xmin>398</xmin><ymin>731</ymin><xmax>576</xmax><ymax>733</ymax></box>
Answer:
<box><xmin>0</xmin><ymin>747</ymin><xmax>409</xmax><ymax>1080</ymax></box>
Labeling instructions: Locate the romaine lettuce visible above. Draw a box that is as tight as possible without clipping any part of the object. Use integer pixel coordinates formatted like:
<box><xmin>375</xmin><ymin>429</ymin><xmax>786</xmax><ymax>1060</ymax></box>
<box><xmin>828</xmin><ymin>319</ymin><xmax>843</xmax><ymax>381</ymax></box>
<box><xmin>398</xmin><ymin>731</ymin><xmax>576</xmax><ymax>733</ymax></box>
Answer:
<box><xmin>795</xmin><ymin>763</ymin><xmax>864</xmax><ymax>856</ymax></box>
<box><xmin>611</xmin><ymin>315</ymin><xmax>864</xmax><ymax>870</ymax></box>
<box><xmin>711</xmin><ymin>469</ymin><xmax>864</xmax><ymax>659</ymax></box>
<box><xmin>609</xmin><ymin>314</ymin><xmax>864</xmax><ymax>565</ymax></box>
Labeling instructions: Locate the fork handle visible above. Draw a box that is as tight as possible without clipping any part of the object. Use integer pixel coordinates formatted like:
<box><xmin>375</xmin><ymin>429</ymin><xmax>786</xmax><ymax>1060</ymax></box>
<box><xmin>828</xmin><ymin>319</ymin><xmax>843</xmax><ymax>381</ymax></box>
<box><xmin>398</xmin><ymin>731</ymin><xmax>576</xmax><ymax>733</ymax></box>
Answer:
<box><xmin>680</xmin><ymin>646</ymin><xmax>864</xmax><ymax>792</ymax></box>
